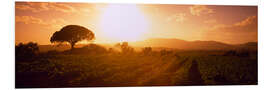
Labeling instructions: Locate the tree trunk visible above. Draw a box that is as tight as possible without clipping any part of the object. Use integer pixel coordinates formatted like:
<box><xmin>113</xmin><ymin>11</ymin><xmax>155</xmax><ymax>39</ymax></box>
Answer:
<box><xmin>70</xmin><ymin>42</ymin><xmax>75</xmax><ymax>50</ymax></box>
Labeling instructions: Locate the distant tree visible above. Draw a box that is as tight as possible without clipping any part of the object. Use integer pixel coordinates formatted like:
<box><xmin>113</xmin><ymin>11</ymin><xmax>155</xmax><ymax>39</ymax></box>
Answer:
<box><xmin>108</xmin><ymin>48</ymin><xmax>116</xmax><ymax>54</ymax></box>
<box><xmin>142</xmin><ymin>47</ymin><xmax>152</xmax><ymax>55</ymax></box>
<box><xmin>160</xmin><ymin>49</ymin><xmax>174</xmax><ymax>56</ymax></box>
<box><xmin>160</xmin><ymin>49</ymin><xmax>168</xmax><ymax>56</ymax></box>
<box><xmin>50</xmin><ymin>25</ymin><xmax>95</xmax><ymax>50</ymax></box>
<box><xmin>115</xmin><ymin>42</ymin><xmax>134</xmax><ymax>54</ymax></box>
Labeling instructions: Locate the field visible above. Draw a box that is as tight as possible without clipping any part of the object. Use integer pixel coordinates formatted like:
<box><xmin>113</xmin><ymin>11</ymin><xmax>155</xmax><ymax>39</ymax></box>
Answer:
<box><xmin>15</xmin><ymin>43</ymin><xmax>257</xmax><ymax>88</ymax></box>
<box><xmin>15</xmin><ymin>2</ymin><xmax>258</xmax><ymax>88</ymax></box>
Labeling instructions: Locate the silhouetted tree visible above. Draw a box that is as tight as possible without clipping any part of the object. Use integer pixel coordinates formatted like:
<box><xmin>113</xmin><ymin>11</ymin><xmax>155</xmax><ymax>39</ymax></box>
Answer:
<box><xmin>115</xmin><ymin>42</ymin><xmax>134</xmax><ymax>54</ymax></box>
<box><xmin>50</xmin><ymin>25</ymin><xmax>95</xmax><ymax>50</ymax></box>
<box><xmin>142</xmin><ymin>47</ymin><xmax>152</xmax><ymax>55</ymax></box>
<box><xmin>160</xmin><ymin>49</ymin><xmax>173</xmax><ymax>56</ymax></box>
<box><xmin>108</xmin><ymin>48</ymin><xmax>116</xmax><ymax>54</ymax></box>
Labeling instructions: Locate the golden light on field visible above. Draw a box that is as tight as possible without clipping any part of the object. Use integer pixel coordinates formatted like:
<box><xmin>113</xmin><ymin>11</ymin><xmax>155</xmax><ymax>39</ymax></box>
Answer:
<box><xmin>99</xmin><ymin>4</ymin><xmax>149</xmax><ymax>42</ymax></box>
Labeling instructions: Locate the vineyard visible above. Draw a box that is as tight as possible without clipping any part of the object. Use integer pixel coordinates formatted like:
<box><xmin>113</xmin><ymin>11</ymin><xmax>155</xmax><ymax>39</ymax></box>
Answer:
<box><xmin>15</xmin><ymin>43</ymin><xmax>257</xmax><ymax>88</ymax></box>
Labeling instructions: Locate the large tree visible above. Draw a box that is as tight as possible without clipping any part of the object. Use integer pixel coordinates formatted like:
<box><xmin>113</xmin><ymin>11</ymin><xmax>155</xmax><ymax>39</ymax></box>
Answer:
<box><xmin>50</xmin><ymin>25</ymin><xmax>95</xmax><ymax>49</ymax></box>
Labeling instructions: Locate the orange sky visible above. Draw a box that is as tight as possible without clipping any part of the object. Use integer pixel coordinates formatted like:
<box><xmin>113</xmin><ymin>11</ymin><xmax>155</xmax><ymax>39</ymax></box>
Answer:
<box><xmin>15</xmin><ymin>2</ymin><xmax>257</xmax><ymax>45</ymax></box>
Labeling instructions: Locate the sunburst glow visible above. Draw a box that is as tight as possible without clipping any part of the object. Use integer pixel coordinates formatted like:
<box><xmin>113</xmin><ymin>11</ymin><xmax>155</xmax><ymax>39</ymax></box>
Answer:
<box><xmin>99</xmin><ymin>4</ymin><xmax>149</xmax><ymax>42</ymax></box>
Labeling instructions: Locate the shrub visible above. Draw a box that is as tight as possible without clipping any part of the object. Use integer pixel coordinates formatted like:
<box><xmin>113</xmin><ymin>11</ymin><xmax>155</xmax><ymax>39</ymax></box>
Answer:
<box><xmin>63</xmin><ymin>44</ymin><xmax>107</xmax><ymax>55</ymax></box>
<box><xmin>115</xmin><ymin>42</ymin><xmax>134</xmax><ymax>54</ymax></box>
<box><xmin>142</xmin><ymin>47</ymin><xmax>152</xmax><ymax>55</ymax></box>
<box><xmin>223</xmin><ymin>50</ymin><xmax>250</xmax><ymax>57</ymax></box>
<box><xmin>15</xmin><ymin>42</ymin><xmax>39</xmax><ymax>60</ymax></box>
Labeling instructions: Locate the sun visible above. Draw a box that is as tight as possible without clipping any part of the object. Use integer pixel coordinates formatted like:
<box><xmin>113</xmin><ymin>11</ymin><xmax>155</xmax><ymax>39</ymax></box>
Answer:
<box><xmin>99</xmin><ymin>4</ymin><xmax>149</xmax><ymax>43</ymax></box>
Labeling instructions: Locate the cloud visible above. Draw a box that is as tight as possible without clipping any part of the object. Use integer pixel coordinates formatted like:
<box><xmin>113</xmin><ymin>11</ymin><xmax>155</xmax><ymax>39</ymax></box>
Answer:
<box><xmin>16</xmin><ymin>2</ymin><xmax>49</xmax><ymax>12</ymax></box>
<box><xmin>204</xmin><ymin>19</ymin><xmax>217</xmax><ymax>24</ymax></box>
<box><xmin>190</xmin><ymin>5</ymin><xmax>214</xmax><ymax>16</ymax></box>
<box><xmin>203</xmin><ymin>16</ymin><xmax>257</xmax><ymax>44</ymax></box>
<box><xmin>49</xmin><ymin>18</ymin><xmax>70</xmax><ymax>29</ymax></box>
<box><xmin>49</xmin><ymin>3</ymin><xmax>76</xmax><ymax>13</ymax></box>
<box><xmin>167</xmin><ymin>13</ymin><xmax>186</xmax><ymax>23</ymax></box>
<box><xmin>77</xmin><ymin>8</ymin><xmax>94</xmax><ymax>16</ymax></box>
<box><xmin>16</xmin><ymin>15</ymin><xmax>69</xmax><ymax>29</ymax></box>
<box><xmin>15</xmin><ymin>4</ymin><xmax>37</xmax><ymax>12</ymax></box>
<box><xmin>16</xmin><ymin>2</ymin><xmax>77</xmax><ymax>13</ymax></box>
<box><xmin>16</xmin><ymin>16</ymin><xmax>46</xmax><ymax>25</ymax></box>
<box><xmin>210</xmin><ymin>16</ymin><xmax>257</xmax><ymax>32</ymax></box>
<box><xmin>234</xmin><ymin>16</ymin><xmax>257</xmax><ymax>27</ymax></box>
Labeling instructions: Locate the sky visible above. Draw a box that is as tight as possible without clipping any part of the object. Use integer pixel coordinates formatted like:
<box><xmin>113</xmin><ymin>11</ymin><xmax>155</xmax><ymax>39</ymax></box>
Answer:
<box><xmin>15</xmin><ymin>2</ymin><xmax>257</xmax><ymax>45</ymax></box>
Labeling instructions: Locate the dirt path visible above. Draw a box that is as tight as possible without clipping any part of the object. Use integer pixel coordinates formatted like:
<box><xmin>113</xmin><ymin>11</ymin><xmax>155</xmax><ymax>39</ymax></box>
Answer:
<box><xmin>137</xmin><ymin>58</ymin><xmax>190</xmax><ymax>86</ymax></box>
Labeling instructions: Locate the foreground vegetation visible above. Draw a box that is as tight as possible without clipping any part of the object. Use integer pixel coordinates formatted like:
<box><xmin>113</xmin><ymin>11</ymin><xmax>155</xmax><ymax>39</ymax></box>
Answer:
<box><xmin>15</xmin><ymin>42</ymin><xmax>257</xmax><ymax>88</ymax></box>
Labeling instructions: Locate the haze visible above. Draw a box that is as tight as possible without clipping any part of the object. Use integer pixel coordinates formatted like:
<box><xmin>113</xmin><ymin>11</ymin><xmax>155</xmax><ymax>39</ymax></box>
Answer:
<box><xmin>15</xmin><ymin>2</ymin><xmax>257</xmax><ymax>45</ymax></box>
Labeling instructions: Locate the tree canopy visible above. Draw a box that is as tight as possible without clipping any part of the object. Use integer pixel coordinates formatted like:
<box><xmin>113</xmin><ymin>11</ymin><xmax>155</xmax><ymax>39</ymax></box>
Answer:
<box><xmin>50</xmin><ymin>25</ymin><xmax>95</xmax><ymax>49</ymax></box>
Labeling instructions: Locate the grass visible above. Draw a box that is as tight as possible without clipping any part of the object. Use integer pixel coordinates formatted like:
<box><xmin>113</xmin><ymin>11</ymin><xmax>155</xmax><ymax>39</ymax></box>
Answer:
<box><xmin>15</xmin><ymin>46</ymin><xmax>258</xmax><ymax>88</ymax></box>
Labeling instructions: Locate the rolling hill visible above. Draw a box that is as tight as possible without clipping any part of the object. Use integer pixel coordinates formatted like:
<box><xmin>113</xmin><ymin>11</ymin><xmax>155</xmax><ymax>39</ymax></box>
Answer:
<box><xmin>130</xmin><ymin>38</ymin><xmax>257</xmax><ymax>50</ymax></box>
<box><xmin>38</xmin><ymin>38</ymin><xmax>257</xmax><ymax>52</ymax></box>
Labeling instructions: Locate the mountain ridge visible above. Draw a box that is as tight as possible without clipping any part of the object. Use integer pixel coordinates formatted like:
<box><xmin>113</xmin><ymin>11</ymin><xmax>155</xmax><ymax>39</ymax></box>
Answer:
<box><xmin>129</xmin><ymin>38</ymin><xmax>257</xmax><ymax>50</ymax></box>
